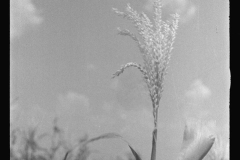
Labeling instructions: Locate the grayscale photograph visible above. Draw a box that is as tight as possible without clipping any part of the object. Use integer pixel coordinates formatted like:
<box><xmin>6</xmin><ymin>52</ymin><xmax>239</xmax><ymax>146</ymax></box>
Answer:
<box><xmin>10</xmin><ymin>0</ymin><xmax>230</xmax><ymax>160</ymax></box>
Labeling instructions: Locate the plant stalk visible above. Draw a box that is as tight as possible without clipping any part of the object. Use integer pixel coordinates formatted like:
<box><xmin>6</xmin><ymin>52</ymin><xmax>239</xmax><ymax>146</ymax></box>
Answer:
<box><xmin>151</xmin><ymin>106</ymin><xmax>159</xmax><ymax>160</ymax></box>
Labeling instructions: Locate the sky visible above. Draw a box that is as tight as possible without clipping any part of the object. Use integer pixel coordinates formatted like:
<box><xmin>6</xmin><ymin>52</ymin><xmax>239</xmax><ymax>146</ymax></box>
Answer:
<box><xmin>10</xmin><ymin>0</ymin><xmax>229</xmax><ymax>160</ymax></box>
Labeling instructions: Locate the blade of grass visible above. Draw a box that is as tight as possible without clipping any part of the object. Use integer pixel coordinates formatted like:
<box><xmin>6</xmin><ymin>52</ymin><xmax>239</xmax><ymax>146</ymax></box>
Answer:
<box><xmin>63</xmin><ymin>151</ymin><xmax>70</xmax><ymax>160</ymax></box>
<box><xmin>128</xmin><ymin>144</ymin><xmax>142</xmax><ymax>160</ymax></box>
<box><xmin>65</xmin><ymin>133</ymin><xmax>141</xmax><ymax>160</ymax></box>
<box><xmin>84</xmin><ymin>133</ymin><xmax>122</xmax><ymax>144</ymax></box>
<box><xmin>85</xmin><ymin>133</ymin><xmax>142</xmax><ymax>160</ymax></box>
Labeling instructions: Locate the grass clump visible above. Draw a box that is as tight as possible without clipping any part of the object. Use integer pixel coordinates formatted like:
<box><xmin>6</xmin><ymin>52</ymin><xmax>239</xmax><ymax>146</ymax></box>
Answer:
<box><xmin>10</xmin><ymin>120</ymin><xmax>143</xmax><ymax>160</ymax></box>
<box><xmin>10</xmin><ymin>118</ymin><xmax>92</xmax><ymax>160</ymax></box>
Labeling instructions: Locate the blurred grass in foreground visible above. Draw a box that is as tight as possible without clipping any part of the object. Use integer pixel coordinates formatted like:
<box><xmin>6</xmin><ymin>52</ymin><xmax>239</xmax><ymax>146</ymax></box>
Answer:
<box><xmin>10</xmin><ymin>118</ymin><xmax>138</xmax><ymax>160</ymax></box>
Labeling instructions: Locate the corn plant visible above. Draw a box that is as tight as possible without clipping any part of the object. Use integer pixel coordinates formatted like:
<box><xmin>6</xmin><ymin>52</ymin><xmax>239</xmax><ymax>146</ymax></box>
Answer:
<box><xmin>112</xmin><ymin>1</ymin><xmax>179</xmax><ymax>160</ymax></box>
<box><xmin>107</xmin><ymin>0</ymin><xmax>216</xmax><ymax>160</ymax></box>
<box><xmin>10</xmin><ymin>0</ymin><xmax>218</xmax><ymax>159</ymax></box>
<box><xmin>65</xmin><ymin>1</ymin><xmax>180</xmax><ymax>159</ymax></box>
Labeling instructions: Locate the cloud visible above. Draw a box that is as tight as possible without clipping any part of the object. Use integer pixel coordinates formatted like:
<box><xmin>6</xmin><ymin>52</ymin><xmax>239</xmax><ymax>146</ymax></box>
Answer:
<box><xmin>55</xmin><ymin>92</ymin><xmax>91</xmax><ymax>140</ymax></box>
<box><xmin>185</xmin><ymin>80</ymin><xmax>211</xmax><ymax>100</ymax></box>
<box><xmin>11</xmin><ymin>104</ymin><xmax>53</xmax><ymax>130</ymax></box>
<box><xmin>55</xmin><ymin>93</ymin><xmax>121</xmax><ymax>144</ymax></box>
<box><xmin>183</xmin><ymin>79</ymin><xmax>229</xmax><ymax>153</ymax></box>
<box><xmin>10</xmin><ymin>98</ymin><xmax>43</xmax><ymax>128</ymax></box>
<box><xmin>179</xmin><ymin>4</ymin><xmax>196</xmax><ymax>24</ymax></box>
<box><xmin>183</xmin><ymin>79</ymin><xmax>212</xmax><ymax>120</ymax></box>
<box><xmin>57</xmin><ymin>91</ymin><xmax>90</xmax><ymax>115</ymax></box>
<box><xmin>10</xmin><ymin>0</ymin><xmax>43</xmax><ymax>40</ymax></box>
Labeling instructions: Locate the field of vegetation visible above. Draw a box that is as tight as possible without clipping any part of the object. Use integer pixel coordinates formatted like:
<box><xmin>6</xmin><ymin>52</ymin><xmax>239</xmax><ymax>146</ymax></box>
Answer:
<box><xmin>10</xmin><ymin>0</ymin><xmax>229</xmax><ymax>160</ymax></box>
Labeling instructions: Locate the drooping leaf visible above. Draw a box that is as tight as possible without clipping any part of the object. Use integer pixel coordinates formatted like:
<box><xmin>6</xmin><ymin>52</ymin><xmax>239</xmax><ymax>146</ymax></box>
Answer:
<box><xmin>63</xmin><ymin>151</ymin><xmax>69</xmax><ymax>160</ymax></box>
<box><xmin>64</xmin><ymin>133</ymin><xmax>141</xmax><ymax>160</ymax></box>
<box><xmin>84</xmin><ymin>133</ymin><xmax>142</xmax><ymax>160</ymax></box>
<box><xmin>84</xmin><ymin>133</ymin><xmax>123</xmax><ymax>144</ymax></box>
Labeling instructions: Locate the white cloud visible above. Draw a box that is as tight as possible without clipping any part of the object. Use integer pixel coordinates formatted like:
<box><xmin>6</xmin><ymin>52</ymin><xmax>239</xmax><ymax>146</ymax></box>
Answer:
<box><xmin>185</xmin><ymin>80</ymin><xmax>211</xmax><ymax>100</ymax></box>
<box><xmin>183</xmin><ymin>79</ymin><xmax>213</xmax><ymax>120</ymax></box>
<box><xmin>55</xmin><ymin>93</ymin><xmax>120</xmax><ymax>144</ymax></box>
<box><xmin>57</xmin><ymin>92</ymin><xmax>120</xmax><ymax>131</ymax></box>
<box><xmin>10</xmin><ymin>0</ymin><xmax>43</xmax><ymax>40</ymax></box>
<box><xmin>179</xmin><ymin>4</ymin><xmax>196</xmax><ymax>24</ymax></box>
<box><xmin>57</xmin><ymin>91</ymin><xmax>90</xmax><ymax>115</ymax></box>
<box><xmin>183</xmin><ymin>80</ymin><xmax>229</xmax><ymax>150</ymax></box>
<box><xmin>11</xmin><ymin>104</ymin><xmax>53</xmax><ymax>130</ymax></box>
<box><xmin>55</xmin><ymin>92</ymin><xmax>91</xmax><ymax>140</ymax></box>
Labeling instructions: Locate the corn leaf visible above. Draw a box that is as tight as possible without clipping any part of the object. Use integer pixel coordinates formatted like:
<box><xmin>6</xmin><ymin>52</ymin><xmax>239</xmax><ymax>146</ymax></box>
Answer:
<box><xmin>128</xmin><ymin>144</ymin><xmax>142</xmax><ymax>160</ymax></box>
<box><xmin>85</xmin><ymin>133</ymin><xmax>142</xmax><ymax>160</ymax></box>
<box><xmin>179</xmin><ymin>136</ymin><xmax>215</xmax><ymax>160</ymax></box>
<box><xmin>177</xmin><ymin>120</ymin><xmax>216</xmax><ymax>160</ymax></box>
<box><xmin>65</xmin><ymin>133</ymin><xmax>141</xmax><ymax>160</ymax></box>
<box><xmin>63</xmin><ymin>151</ymin><xmax>69</xmax><ymax>160</ymax></box>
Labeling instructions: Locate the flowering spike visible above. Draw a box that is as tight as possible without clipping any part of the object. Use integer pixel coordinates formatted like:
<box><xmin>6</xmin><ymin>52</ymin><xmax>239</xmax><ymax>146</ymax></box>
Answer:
<box><xmin>113</xmin><ymin>2</ymin><xmax>179</xmax><ymax>160</ymax></box>
<box><xmin>112</xmin><ymin>62</ymin><xmax>148</xmax><ymax>81</ymax></box>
